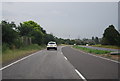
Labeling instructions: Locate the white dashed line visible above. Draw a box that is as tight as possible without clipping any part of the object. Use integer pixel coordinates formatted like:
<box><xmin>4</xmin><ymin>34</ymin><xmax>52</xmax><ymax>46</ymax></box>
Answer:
<box><xmin>75</xmin><ymin>69</ymin><xmax>87</xmax><ymax>81</ymax></box>
<box><xmin>0</xmin><ymin>51</ymin><xmax>42</xmax><ymax>71</ymax></box>
<box><xmin>64</xmin><ymin>56</ymin><xmax>68</xmax><ymax>60</ymax></box>
<box><xmin>61</xmin><ymin>49</ymin><xmax>87</xmax><ymax>81</ymax></box>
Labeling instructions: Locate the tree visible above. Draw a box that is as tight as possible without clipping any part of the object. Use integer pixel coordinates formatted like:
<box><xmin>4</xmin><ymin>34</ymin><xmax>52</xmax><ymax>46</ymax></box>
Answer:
<box><xmin>18</xmin><ymin>21</ymin><xmax>46</xmax><ymax>45</ymax></box>
<box><xmin>2</xmin><ymin>21</ymin><xmax>18</xmax><ymax>45</ymax></box>
<box><xmin>101</xmin><ymin>25</ymin><xmax>120</xmax><ymax>46</ymax></box>
<box><xmin>32</xmin><ymin>30</ymin><xmax>44</xmax><ymax>45</ymax></box>
<box><xmin>94</xmin><ymin>37</ymin><xmax>99</xmax><ymax>44</ymax></box>
<box><xmin>43</xmin><ymin>34</ymin><xmax>55</xmax><ymax>44</ymax></box>
<box><xmin>18</xmin><ymin>21</ymin><xmax>45</xmax><ymax>36</ymax></box>
<box><xmin>92</xmin><ymin>36</ymin><xmax>94</xmax><ymax>40</ymax></box>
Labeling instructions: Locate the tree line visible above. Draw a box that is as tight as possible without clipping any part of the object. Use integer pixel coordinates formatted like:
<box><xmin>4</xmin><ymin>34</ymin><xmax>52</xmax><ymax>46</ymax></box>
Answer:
<box><xmin>1</xmin><ymin>20</ymin><xmax>120</xmax><ymax>51</ymax></box>
<box><xmin>1</xmin><ymin>20</ymin><xmax>76</xmax><ymax>51</ymax></box>
<box><xmin>73</xmin><ymin>25</ymin><xmax>120</xmax><ymax>46</ymax></box>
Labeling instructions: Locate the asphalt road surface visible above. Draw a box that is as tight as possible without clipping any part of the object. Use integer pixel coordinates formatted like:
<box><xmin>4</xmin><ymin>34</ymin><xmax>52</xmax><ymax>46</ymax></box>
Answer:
<box><xmin>2</xmin><ymin>46</ymin><xmax>119</xmax><ymax>80</ymax></box>
<box><xmin>62</xmin><ymin>46</ymin><xmax>119</xmax><ymax>79</ymax></box>
<box><xmin>2</xmin><ymin>46</ymin><xmax>80</xmax><ymax>79</ymax></box>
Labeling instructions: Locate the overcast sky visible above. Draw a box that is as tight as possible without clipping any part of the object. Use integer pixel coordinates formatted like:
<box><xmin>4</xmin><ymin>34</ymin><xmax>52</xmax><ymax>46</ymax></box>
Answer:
<box><xmin>2</xmin><ymin>2</ymin><xmax>118</xmax><ymax>39</ymax></box>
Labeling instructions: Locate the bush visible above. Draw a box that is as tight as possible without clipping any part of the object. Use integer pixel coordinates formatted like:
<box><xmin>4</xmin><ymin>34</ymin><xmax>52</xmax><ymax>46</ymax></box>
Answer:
<box><xmin>14</xmin><ymin>38</ymin><xmax>23</xmax><ymax>49</ymax></box>
<box><xmin>2</xmin><ymin>43</ymin><xmax>10</xmax><ymax>52</ymax></box>
<box><xmin>19</xmin><ymin>44</ymin><xmax>42</xmax><ymax>50</ymax></box>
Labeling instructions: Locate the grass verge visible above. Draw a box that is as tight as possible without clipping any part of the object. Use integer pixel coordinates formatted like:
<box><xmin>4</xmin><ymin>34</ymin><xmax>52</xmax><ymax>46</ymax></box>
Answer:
<box><xmin>2</xmin><ymin>44</ymin><xmax>45</xmax><ymax>64</ymax></box>
<box><xmin>73</xmin><ymin>45</ymin><xmax>111</xmax><ymax>54</ymax></box>
<box><xmin>91</xmin><ymin>44</ymin><xmax>120</xmax><ymax>49</ymax></box>
<box><xmin>73</xmin><ymin>45</ymin><xmax>119</xmax><ymax>61</ymax></box>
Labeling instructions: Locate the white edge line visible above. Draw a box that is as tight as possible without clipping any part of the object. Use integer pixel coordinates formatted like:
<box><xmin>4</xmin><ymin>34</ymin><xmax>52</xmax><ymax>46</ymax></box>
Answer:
<box><xmin>64</xmin><ymin>56</ymin><xmax>68</xmax><ymax>60</ymax></box>
<box><xmin>75</xmin><ymin>69</ymin><xmax>87</xmax><ymax>81</ymax></box>
<box><xmin>0</xmin><ymin>51</ymin><xmax>41</xmax><ymax>71</ymax></box>
<box><xmin>87</xmin><ymin>53</ymin><xmax>120</xmax><ymax>63</ymax></box>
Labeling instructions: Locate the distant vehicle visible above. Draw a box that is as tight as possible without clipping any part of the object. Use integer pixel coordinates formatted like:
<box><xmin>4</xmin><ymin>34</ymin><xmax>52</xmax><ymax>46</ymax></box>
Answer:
<box><xmin>47</xmin><ymin>41</ymin><xmax>57</xmax><ymax>50</ymax></box>
<box><xmin>86</xmin><ymin>44</ymin><xmax>89</xmax><ymax>46</ymax></box>
<box><xmin>74</xmin><ymin>44</ymin><xmax>76</xmax><ymax>45</ymax></box>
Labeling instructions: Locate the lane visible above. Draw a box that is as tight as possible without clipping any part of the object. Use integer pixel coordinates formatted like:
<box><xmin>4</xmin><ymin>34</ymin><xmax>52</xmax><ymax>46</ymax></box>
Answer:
<box><xmin>62</xmin><ymin>46</ymin><xmax>118</xmax><ymax>79</ymax></box>
<box><xmin>2</xmin><ymin>46</ymin><xmax>81</xmax><ymax>79</ymax></box>
<box><xmin>80</xmin><ymin>46</ymin><xmax>118</xmax><ymax>52</ymax></box>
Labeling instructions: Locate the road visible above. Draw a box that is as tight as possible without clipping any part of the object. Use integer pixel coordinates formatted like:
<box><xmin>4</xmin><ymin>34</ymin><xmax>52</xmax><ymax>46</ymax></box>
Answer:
<box><xmin>2</xmin><ymin>46</ymin><xmax>119</xmax><ymax>80</ymax></box>
<box><xmin>62</xmin><ymin>46</ymin><xmax>118</xmax><ymax>79</ymax></box>
<box><xmin>2</xmin><ymin>46</ymin><xmax>80</xmax><ymax>79</ymax></box>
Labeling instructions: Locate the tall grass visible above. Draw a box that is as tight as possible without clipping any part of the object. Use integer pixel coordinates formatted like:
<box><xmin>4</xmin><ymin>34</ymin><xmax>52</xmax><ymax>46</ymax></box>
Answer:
<box><xmin>73</xmin><ymin>45</ymin><xmax>111</xmax><ymax>54</ymax></box>
<box><xmin>2</xmin><ymin>44</ymin><xmax>45</xmax><ymax>63</ymax></box>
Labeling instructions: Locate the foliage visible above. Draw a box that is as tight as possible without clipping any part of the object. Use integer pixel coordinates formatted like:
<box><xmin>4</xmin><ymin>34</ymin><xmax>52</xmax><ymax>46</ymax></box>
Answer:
<box><xmin>14</xmin><ymin>38</ymin><xmax>23</xmax><ymax>48</ymax></box>
<box><xmin>43</xmin><ymin>34</ymin><xmax>55</xmax><ymax>45</ymax></box>
<box><xmin>101</xmin><ymin>25</ymin><xmax>120</xmax><ymax>46</ymax></box>
<box><xmin>92</xmin><ymin>36</ymin><xmax>100</xmax><ymax>44</ymax></box>
<box><xmin>32</xmin><ymin>30</ymin><xmax>44</xmax><ymax>45</ymax></box>
<box><xmin>18</xmin><ymin>21</ymin><xmax>46</xmax><ymax>45</ymax></box>
<box><xmin>18</xmin><ymin>21</ymin><xmax>45</xmax><ymax>36</ymax></box>
<box><xmin>2</xmin><ymin>21</ymin><xmax>18</xmax><ymax>45</ymax></box>
<box><xmin>73</xmin><ymin>45</ymin><xmax>111</xmax><ymax>54</ymax></box>
<box><xmin>2</xmin><ymin>43</ymin><xmax>10</xmax><ymax>52</ymax></box>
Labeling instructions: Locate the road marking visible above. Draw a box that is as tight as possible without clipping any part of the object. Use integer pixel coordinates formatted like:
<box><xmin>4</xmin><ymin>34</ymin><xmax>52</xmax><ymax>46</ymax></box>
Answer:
<box><xmin>75</xmin><ymin>69</ymin><xmax>87</xmax><ymax>81</ymax></box>
<box><xmin>0</xmin><ymin>51</ymin><xmax>42</xmax><ymax>71</ymax></box>
<box><xmin>64</xmin><ymin>56</ymin><xmax>68</xmax><ymax>60</ymax></box>
<box><xmin>61</xmin><ymin>48</ymin><xmax>87</xmax><ymax>81</ymax></box>
<box><xmin>61</xmin><ymin>50</ymin><xmax>86</xmax><ymax>81</ymax></box>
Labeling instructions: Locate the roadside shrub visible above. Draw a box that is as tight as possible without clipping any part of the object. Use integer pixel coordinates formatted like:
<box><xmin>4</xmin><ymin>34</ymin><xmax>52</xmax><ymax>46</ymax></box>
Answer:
<box><xmin>2</xmin><ymin>43</ymin><xmax>10</xmax><ymax>52</ymax></box>
<box><xmin>14</xmin><ymin>38</ymin><xmax>23</xmax><ymax>49</ymax></box>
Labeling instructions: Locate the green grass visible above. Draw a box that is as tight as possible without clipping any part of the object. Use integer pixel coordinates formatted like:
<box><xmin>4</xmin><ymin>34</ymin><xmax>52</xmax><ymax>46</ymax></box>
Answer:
<box><xmin>91</xmin><ymin>44</ymin><xmax>120</xmax><ymax>49</ymax></box>
<box><xmin>73</xmin><ymin>45</ymin><xmax>111</xmax><ymax>54</ymax></box>
<box><xmin>2</xmin><ymin>44</ymin><xmax>45</xmax><ymax>63</ymax></box>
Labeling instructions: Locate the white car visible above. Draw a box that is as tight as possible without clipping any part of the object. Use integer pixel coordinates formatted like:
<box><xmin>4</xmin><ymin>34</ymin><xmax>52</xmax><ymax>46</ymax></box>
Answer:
<box><xmin>47</xmin><ymin>41</ymin><xmax>57</xmax><ymax>50</ymax></box>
